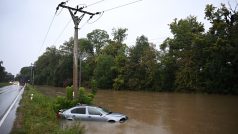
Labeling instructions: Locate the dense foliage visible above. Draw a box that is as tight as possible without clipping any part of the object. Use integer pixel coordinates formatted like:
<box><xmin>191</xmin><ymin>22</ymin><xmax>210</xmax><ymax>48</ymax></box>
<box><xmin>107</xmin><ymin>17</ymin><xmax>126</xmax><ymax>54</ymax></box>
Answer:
<box><xmin>18</xmin><ymin>4</ymin><xmax>238</xmax><ymax>94</ymax></box>
<box><xmin>0</xmin><ymin>61</ymin><xmax>14</xmax><ymax>82</ymax></box>
<box><xmin>53</xmin><ymin>86</ymin><xmax>95</xmax><ymax>112</ymax></box>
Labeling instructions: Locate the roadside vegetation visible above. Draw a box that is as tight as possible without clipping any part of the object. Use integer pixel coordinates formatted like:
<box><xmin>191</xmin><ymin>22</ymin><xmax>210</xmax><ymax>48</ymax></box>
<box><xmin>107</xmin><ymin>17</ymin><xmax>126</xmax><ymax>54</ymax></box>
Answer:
<box><xmin>0</xmin><ymin>82</ymin><xmax>11</xmax><ymax>88</ymax></box>
<box><xmin>0</xmin><ymin>61</ymin><xmax>14</xmax><ymax>85</ymax></box>
<box><xmin>11</xmin><ymin>84</ymin><xmax>84</xmax><ymax>134</ymax></box>
<box><xmin>16</xmin><ymin>4</ymin><xmax>238</xmax><ymax>94</ymax></box>
<box><xmin>53</xmin><ymin>86</ymin><xmax>95</xmax><ymax>112</ymax></box>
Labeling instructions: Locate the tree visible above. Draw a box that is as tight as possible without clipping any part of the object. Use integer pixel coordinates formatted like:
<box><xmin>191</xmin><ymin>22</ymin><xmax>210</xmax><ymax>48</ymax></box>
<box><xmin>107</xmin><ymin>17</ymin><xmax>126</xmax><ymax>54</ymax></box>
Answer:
<box><xmin>112</xmin><ymin>28</ymin><xmax>128</xmax><ymax>43</ymax></box>
<box><xmin>93</xmin><ymin>54</ymin><xmax>114</xmax><ymax>89</ymax></box>
<box><xmin>168</xmin><ymin>16</ymin><xmax>205</xmax><ymax>91</ymax></box>
<box><xmin>79</xmin><ymin>38</ymin><xmax>94</xmax><ymax>59</ymax></box>
<box><xmin>87</xmin><ymin>29</ymin><xmax>109</xmax><ymax>55</ymax></box>
<box><xmin>34</xmin><ymin>46</ymin><xmax>61</xmax><ymax>86</ymax></box>
<box><xmin>203</xmin><ymin>3</ymin><xmax>238</xmax><ymax>93</ymax></box>
<box><xmin>0</xmin><ymin>61</ymin><xmax>13</xmax><ymax>82</ymax></box>
<box><xmin>126</xmin><ymin>35</ymin><xmax>158</xmax><ymax>90</ymax></box>
<box><xmin>54</xmin><ymin>55</ymin><xmax>73</xmax><ymax>87</ymax></box>
<box><xmin>59</xmin><ymin>37</ymin><xmax>74</xmax><ymax>55</ymax></box>
<box><xmin>17</xmin><ymin>66</ymin><xmax>31</xmax><ymax>83</ymax></box>
<box><xmin>0</xmin><ymin>61</ymin><xmax>6</xmax><ymax>82</ymax></box>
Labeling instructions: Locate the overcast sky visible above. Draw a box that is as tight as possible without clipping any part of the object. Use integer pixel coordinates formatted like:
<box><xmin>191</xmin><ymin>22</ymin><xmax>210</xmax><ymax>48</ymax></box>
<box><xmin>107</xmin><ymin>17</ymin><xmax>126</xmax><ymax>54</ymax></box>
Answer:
<box><xmin>0</xmin><ymin>0</ymin><xmax>236</xmax><ymax>75</ymax></box>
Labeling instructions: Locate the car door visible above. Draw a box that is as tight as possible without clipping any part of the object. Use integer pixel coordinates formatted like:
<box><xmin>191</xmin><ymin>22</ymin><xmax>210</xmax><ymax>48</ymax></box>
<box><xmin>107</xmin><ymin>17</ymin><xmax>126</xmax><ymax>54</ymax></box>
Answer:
<box><xmin>70</xmin><ymin>107</ymin><xmax>87</xmax><ymax>121</ymax></box>
<box><xmin>87</xmin><ymin>107</ymin><xmax>107</xmax><ymax>121</ymax></box>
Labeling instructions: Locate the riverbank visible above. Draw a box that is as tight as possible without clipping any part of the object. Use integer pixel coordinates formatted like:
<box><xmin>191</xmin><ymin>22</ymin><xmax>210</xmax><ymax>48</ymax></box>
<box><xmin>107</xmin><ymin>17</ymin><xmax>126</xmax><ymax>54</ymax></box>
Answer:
<box><xmin>11</xmin><ymin>84</ymin><xmax>84</xmax><ymax>134</ymax></box>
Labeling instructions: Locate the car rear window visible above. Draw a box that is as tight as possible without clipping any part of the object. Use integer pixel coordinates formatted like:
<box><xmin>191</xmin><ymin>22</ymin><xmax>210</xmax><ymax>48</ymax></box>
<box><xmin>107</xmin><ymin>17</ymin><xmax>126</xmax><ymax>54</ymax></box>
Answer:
<box><xmin>71</xmin><ymin>108</ymin><xmax>86</xmax><ymax>114</ymax></box>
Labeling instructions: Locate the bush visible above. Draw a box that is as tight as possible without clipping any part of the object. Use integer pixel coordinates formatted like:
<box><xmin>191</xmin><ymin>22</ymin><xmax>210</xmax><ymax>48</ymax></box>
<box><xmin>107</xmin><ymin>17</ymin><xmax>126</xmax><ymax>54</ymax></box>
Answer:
<box><xmin>66</xmin><ymin>86</ymin><xmax>73</xmax><ymax>100</ymax></box>
<box><xmin>91</xmin><ymin>79</ymin><xmax>97</xmax><ymax>95</ymax></box>
<box><xmin>113</xmin><ymin>76</ymin><xmax>124</xmax><ymax>90</ymax></box>
<box><xmin>78</xmin><ymin>87</ymin><xmax>95</xmax><ymax>104</ymax></box>
<box><xmin>53</xmin><ymin>96</ymin><xmax>77</xmax><ymax>112</ymax></box>
<box><xmin>53</xmin><ymin>86</ymin><xmax>95</xmax><ymax>112</ymax></box>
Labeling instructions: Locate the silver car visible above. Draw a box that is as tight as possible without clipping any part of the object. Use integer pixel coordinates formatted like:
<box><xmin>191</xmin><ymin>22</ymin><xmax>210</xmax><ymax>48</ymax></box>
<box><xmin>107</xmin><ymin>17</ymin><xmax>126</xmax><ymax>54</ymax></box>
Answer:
<box><xmin>58</xmin><ymin>105</ymin><xmax>128</xmax><ymax>123</ymax></box>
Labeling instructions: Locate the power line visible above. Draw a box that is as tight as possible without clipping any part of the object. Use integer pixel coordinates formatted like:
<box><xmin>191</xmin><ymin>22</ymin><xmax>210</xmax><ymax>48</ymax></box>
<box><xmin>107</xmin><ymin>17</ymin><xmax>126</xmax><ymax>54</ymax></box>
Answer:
<box><xmin>86</xmin><ymin>0</ymin><xmax>105</xmax><ymax>7</ymax></box>
<box><xmin>87</xmin><ymin>12</ymin><xmax>104</xmax><ymax>24</ymax></box>
<box><xmin>101</xmin><ymin>0</ymin><xmax>142</xmax><ymax>13</ymax></box>
<box><xmin>79</xmin><ymin>18</ymin><xmax>90</xmax><ymax>29</ymax></box>
<box><xmin>38</xmin><ymin>12</ymin><xmax>57</xmax><ymax>54</ymax></box>
<box><xmin>56</xmin><ymin>8</ymin><xmax>64</xmax><ymax>16</ymax></box>
<box><xmin>53</xmin><ymin>19</ymin><xmax>71</xmax><ymax>45</ymax></box>
<box><xmin>86</xmin><ymin>0</ymin><xmax>143</xmax><ymax>24</ymax></box>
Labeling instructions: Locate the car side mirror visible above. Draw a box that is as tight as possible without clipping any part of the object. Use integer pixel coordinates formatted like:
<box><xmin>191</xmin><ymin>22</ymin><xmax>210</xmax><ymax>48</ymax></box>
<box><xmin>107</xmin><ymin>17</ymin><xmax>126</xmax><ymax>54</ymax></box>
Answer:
<box><xmin>100</xmin><ymin>114</ymin><xmax>102</xmax><ymax>116</ymax></box>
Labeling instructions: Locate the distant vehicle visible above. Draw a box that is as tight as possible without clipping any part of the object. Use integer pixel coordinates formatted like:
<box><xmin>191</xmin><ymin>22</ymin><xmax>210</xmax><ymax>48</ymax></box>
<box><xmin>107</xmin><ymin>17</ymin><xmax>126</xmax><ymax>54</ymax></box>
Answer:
<box><xmin>58</xmin><ymin>104</ymin><xmax>128</xmax><ymax>123</ymax></box>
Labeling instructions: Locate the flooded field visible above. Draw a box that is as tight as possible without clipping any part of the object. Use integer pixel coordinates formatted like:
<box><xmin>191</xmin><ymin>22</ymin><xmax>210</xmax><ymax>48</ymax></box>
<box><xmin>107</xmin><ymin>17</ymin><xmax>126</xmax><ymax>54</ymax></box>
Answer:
<box><xmin>38</xmin><ymin>87</ymin><xmax>238</xmax><ymax>134</ymax></box>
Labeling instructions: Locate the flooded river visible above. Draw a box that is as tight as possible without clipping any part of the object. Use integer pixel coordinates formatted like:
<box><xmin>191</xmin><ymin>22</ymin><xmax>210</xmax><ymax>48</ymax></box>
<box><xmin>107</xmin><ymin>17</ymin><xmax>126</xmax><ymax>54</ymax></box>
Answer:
<box><xmin>62</xmin><ymin>90</ymin><xmax>238</xmax><ymax>134</ymax></box>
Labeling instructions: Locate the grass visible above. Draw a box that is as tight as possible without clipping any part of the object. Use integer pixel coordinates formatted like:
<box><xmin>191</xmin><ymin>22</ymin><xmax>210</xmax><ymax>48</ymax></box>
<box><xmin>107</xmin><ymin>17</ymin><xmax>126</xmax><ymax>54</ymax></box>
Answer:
<box><xmin>35</xmin><ymin>85</ymin><xmax>66</xmax><ymax>98</ymax></box>
<box><xmin>11</xmin><ymin>84</ymin><xmax>84</xmax><ymax>134</ymax></box>
<box><xmin>0</xmin><ymin>82</ymin><xmax>11</xmax><ymax>88</ymax></box>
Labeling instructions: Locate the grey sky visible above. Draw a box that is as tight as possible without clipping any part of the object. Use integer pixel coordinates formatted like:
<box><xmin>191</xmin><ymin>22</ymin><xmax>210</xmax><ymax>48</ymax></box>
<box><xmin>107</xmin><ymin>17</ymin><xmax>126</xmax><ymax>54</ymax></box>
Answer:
<box><xmin>0</xmin><ymin>0</ymin><xmax>236</xmax><ymax>75</ymax></box>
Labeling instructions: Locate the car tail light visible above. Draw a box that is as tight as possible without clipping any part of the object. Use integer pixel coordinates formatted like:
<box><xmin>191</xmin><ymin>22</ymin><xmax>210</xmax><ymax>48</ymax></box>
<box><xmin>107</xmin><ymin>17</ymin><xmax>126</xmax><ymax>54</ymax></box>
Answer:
<box><xmin>56</xmin><ymin>112</ymin><xmax>61</xmax><ymax>118</ymax></box>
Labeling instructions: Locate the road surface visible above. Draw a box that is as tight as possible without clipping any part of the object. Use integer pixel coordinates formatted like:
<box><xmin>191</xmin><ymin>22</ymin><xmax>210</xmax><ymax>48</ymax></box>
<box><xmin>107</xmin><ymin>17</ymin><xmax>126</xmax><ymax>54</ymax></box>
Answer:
<box><xmin>0</xmin><ymin>85</ymin><xmax>24</xmax><ymax>134</ymax></box>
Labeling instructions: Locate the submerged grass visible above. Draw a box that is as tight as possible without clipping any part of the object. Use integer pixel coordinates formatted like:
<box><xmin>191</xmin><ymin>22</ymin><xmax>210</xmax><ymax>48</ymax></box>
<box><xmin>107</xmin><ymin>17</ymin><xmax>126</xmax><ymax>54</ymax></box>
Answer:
<box><xmin>11</xmin><ymin>84</ymin><xmax>84</xmax><ymax>134</ymax></box>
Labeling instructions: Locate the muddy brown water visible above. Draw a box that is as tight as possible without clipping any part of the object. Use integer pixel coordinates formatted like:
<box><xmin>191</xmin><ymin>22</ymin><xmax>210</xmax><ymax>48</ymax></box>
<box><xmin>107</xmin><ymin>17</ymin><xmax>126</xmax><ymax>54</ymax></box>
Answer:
<box><xmin>60</xmin><ymin>90</ymin><xmax>238</xmax><ymax>134</ymax></box>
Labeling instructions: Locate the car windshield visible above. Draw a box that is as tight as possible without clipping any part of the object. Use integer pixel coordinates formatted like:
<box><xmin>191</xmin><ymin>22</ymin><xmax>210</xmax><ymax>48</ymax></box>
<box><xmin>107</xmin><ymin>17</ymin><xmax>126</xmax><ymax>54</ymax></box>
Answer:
<box><xmin>97</xmin><ymin>107</ymin><xmax>111</xmax><ymax>114</ymax></box>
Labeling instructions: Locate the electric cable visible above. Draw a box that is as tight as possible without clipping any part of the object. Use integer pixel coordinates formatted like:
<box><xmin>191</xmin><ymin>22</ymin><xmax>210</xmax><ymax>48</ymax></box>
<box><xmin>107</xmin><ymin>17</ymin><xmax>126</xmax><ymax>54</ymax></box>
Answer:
<box><xmin>101</xmin><ymin>0</ymin><xmax>142</xmax><ymax>13</ymax></box>
<box><xmin>79</xmin><ymin>19</ymin><xmax>89</xmax><ymax>30</ymax></box>
<box><xmin>87</xmin><ymin>12</ymin><xmax>104</xmax><ymax>24</ymax></box>
<box><xmin>53</xmin><ymin>19</ymin><xmax>71</xmax><ymax>45</ymax></box>
<box><xmin>56</xmin><ymin>8</ymin><xmax>64</xmax><ymax>16</ymax></box>
<box><xmin>76</xmin><ymin>0</ymin><xmax>106</xmax><ymax>11</ymax></box>
<box><xmin>86</xmin><ymin>0</ymin><xmax>105</xmax><ymax>7</ymax></box>
<box><xmin>86</xmin><ymin>0</ymin><xmax>142</xmax><ymax>24</ymax></box>
<box><xmin>38</xmin><ymin>12</ymin><xmax>57</xmax><ymax>54</ymax></box>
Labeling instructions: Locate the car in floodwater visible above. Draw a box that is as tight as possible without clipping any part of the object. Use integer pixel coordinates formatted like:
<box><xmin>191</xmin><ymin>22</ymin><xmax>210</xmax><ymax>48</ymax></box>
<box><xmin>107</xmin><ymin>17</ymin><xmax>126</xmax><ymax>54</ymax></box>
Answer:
<box><xmin>58</xmin><ymin>104</ymin><xmax>128</xmax><ymax>123</ymax></box>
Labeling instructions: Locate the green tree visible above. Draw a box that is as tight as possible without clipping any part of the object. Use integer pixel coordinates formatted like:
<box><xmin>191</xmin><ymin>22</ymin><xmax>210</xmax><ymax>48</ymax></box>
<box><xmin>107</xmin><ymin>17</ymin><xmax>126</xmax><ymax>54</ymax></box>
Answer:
<box><xmin>0</xmin><ymin>61</ymin><xmax>6</xmax><ymax>82</ymax></box>
<box><xmin>34</xmin><ymin>46</ymin><xmax>61</xmax><ymax>86</ymax></box>
<box><xmin>87</xmin><ymin>29</ymin><xmax>109</xmax><ymax>55</ymax></box>
<box><xmin>126</xmin><ymin>35</ymin><xmax>158</xmax><ymax>90</ymax></box>
<box><xmin>203</xmin><ymin>3</ymin><xmax>238</xmax><ymax>93</ymax></box>
<box><xmin>59</xmin><ymin>37</ymin><xmax>74</xmax><ymax>55</ymax></box>
<box><xmin>54</xmin><ymin>55</ymin><xmax>73</xmax><ymax>87</ymax></box>
<box><xmin>93</xmin><ymin>54</ymin><xmax>114</xmax><ymax>89</ymax></box>
<box><xmin>168</xmin><ymin>16</ymin><xmax>205</xmax><ymax>91</ymax></box>
<box><xmin>112</xmin><ymin>28</ymin><xmax>128</xmax><ymax>43</ymax></box>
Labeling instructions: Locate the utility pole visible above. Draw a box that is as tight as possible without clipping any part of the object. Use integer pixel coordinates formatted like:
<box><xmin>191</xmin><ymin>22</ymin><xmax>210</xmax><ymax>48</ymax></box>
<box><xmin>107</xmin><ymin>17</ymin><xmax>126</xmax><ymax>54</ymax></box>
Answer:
<box><xmin>79</xmin><ymin>52</ymin><xmax>82</xmax><ymax>88</ymax></box>
<box><xmin>57</xmin><ymin>2</ymin><xmax>100</xmax><ymax>99</ymax></box>
<box><xmin>31</xmin><ymin>63</ymin><xmax>35</xmax><ymax>88</ymax></box>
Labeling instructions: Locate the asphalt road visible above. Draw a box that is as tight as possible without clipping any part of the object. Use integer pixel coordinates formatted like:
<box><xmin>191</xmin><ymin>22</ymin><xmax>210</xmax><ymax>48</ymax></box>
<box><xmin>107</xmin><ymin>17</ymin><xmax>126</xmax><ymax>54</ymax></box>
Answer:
<box><xmin>0</xmin><ymin>85</ymin><xmax>23</xmax><ymax>134</ymax></box>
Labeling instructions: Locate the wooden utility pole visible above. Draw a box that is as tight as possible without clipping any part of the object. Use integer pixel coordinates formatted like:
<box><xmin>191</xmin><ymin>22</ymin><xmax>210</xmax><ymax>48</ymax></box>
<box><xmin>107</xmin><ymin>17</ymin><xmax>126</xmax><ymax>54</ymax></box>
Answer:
<box><xmin>31</xmin><ymin>63</ymin><xmax>35</xmax><ymax>88</ymax></box>
<box><xmin>57</xmin><ymin>2</ymin><xmax>99</xmax><ymax>99</ymax></box>
<box><xmin>71</xmin><ymin>9</ymin><xmax>79</xmax><ymax>99</ymax></box>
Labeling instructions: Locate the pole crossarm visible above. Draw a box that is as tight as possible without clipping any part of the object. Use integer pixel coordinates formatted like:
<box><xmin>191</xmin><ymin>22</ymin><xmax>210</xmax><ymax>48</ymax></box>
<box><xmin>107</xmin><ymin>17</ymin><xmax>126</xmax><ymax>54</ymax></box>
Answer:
<box><xmin>68</xmin><ymin>9</ymin><xmax>85</xmax><ymax>26</ymax></box>
<box><xmin>57</xmin><ymin>3</ymin><xmax>100</xmax><ymax>16</ymax></box>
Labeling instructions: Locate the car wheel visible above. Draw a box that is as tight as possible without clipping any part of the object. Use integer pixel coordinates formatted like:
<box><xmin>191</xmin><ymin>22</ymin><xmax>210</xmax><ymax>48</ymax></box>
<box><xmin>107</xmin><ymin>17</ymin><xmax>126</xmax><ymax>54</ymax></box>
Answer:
<box><xmin>119</xmin><ymin>118</ymin><xmax>126</xmax><ymax>123</ymax></box>
<box><xmin>67</xmin><ymin>116</ymin><xmax>75</xmax><ymax>121</ymax></box>
<box><xmin>67</xmin><ymin>118</ymin><xmax>73</xmax><ymax>121</ymax></box>
<box><xmin>108</xmin><ymin>120</ymin><xmax>116</xmax><ymax>123</ymax></box>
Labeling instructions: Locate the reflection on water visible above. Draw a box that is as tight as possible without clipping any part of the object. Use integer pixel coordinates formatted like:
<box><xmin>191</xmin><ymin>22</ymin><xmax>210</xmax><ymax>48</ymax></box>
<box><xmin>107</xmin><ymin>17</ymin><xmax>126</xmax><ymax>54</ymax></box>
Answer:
<box><xmin>61</xmin><ymin>90</ymin><xmax>238</xmax><ymax>134</ymax></box>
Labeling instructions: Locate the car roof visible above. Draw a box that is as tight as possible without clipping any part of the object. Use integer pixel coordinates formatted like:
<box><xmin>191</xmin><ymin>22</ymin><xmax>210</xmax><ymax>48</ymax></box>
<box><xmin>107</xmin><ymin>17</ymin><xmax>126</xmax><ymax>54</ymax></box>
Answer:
<box><xmin>75</xmin><ymin>104</ymin><xmax>100</xmax><ymax>108</ymax></box>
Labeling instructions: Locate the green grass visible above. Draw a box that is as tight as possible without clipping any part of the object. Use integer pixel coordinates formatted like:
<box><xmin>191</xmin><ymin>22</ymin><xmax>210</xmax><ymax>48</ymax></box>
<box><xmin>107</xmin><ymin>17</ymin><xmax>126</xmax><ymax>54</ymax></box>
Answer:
<box><xmin>11</xmin><ymin>84</ymin><xmax>84</xmax><ymax>134</ymax></box>
<box><xmin>0</xmin><ymin>82</ymin><xmax>11</xmax><ymax>88</ymax></box>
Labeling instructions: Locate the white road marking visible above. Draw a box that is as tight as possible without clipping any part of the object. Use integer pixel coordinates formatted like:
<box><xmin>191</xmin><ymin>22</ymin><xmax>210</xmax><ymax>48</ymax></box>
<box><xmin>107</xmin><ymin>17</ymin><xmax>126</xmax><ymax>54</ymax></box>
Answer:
<box><xmin>0</xmin><ymin>85</ymin><xmax>25</xmax><ymax>127</ymax></box>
